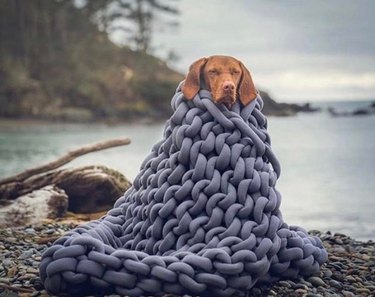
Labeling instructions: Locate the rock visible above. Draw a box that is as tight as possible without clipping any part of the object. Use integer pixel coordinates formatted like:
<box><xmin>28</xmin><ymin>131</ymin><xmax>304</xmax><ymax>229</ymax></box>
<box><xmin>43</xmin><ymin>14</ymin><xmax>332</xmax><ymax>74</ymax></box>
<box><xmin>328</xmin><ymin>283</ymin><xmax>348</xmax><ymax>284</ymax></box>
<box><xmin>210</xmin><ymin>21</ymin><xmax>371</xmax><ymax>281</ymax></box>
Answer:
<box><xmin>259</xmin><ymin>90</ymin><xmax>297</xmax><ymax>116</ymax></box>
<box><xmin>322</xmin><ymin>269</ymin><xmax>333</xmax><ymax>279</ymax></box>
<box><xmin>19</xmin><ymin>250</ymin><xmax>34</xmax><ymax>260</ymax></box>
<box><xmin>294</xmin><ymin>283</ymin><xmax>309</xmax><ymax>290</ymax></box>
<box><xmin>26</xmin><ymin>267</ymin><xmax>39</xmax><ymax>274</ymax></box>
<box><xmin>278</xmin><ymin>280</ymin><xmax>292</xmax><ymax>288</ymax></box>
<box><xmin>331</xmin><ymin>246</ymin><xmax>346</xmax><ymax>254</ymax></box>
<box><xmin>307</xmin><ymin>276</ymin><xmax>327</xmax><ymax>287</ymax></box>
<box><xmin>0</xmin><ymin>291</ymin><xmax>19</xmax><ymax>297</ymax></box>
<box><xmin>7</xmin><ymin>266</ymin><xmax>18</xmax><ymax>277</ymax></box>
<box><xmin>342</xmin><ymin>291</ymin><xmax>355</xmax><ymax>297</ymax></box>
<box><xmin>0</xmin><ymin>277</ymin><xmax>10</xmax><ymax>284</ymax></box>
<box><xmin>2</xmin><ymin>259</ymin><xmax>13</xmax><ymax>267</ymax></box>
<box><xmin>0</xmin><ymin>185</ymin><xmax>68</xmax><ymax>227</ymax></box>
<box><xmin>355</xmin><ymin>288</ymin><xmax>371</xmax><ymax>294</ymax></box>
<box><xmin>327</xmin><ymin>102</ymin><xmax>375</xmax><ymax>117</ymax></box>
<box><xmin>295</xmin><ymin>288</ymin><xmax>307</xmax><ymax>295</ymax></box>
<box><xmin>328</xmin><ymin>279</ymin><xmax>342</xmax><ymax>289</ymax></box>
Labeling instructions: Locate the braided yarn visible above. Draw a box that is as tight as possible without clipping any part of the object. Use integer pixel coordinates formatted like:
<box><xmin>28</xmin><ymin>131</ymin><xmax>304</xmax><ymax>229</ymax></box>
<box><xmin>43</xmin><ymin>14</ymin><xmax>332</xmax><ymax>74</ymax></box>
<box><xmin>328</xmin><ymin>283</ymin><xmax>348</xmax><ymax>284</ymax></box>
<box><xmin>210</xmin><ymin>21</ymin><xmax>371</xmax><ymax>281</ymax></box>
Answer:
<box><xmin>39</xmin><ymin>83</ymin><xmax>327</xmax><ymax>296</ymax></box>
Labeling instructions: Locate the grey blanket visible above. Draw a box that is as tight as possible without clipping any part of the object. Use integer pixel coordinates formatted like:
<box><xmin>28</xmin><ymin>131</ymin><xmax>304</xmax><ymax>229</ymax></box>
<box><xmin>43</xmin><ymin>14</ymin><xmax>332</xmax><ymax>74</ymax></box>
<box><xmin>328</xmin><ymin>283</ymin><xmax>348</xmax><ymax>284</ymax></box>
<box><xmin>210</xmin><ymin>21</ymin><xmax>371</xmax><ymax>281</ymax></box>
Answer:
<box><xmin>39</xmin><ymin>83</ymin><xmax>327</xmax><ymax>296</ymax></box>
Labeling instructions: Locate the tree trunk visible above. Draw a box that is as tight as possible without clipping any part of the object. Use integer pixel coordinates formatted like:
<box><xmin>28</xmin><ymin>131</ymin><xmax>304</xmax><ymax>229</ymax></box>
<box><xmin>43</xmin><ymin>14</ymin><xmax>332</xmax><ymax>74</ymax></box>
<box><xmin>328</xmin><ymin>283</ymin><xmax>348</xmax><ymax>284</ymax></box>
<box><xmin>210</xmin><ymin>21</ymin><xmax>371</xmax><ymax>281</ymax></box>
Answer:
<box><xmin>0</xmin><ymin>165</ymin><xmax>131</xmax><ymax>213</ymax></box>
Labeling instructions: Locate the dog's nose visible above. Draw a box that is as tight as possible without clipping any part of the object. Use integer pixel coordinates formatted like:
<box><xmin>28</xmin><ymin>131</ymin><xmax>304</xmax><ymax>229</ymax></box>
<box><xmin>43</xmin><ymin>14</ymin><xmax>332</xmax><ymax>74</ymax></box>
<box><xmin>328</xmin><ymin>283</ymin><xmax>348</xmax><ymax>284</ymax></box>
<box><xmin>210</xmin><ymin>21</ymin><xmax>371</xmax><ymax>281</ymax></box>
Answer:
<box><xmin>223</xmin><ymin>81</ymin><xmax>235</xmax><ymax>92</ymax></box>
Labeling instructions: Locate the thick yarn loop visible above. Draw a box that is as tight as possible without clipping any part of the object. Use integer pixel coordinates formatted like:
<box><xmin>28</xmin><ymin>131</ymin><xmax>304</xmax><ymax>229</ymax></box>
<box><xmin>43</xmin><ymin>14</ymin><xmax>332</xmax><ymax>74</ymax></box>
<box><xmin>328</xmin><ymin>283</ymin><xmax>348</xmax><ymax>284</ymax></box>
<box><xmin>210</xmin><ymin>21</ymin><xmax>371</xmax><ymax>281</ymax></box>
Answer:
<box><xmin>39</xmin><ymin>82</ymin><xmax>327</xmax><ymax>296</ymax></box>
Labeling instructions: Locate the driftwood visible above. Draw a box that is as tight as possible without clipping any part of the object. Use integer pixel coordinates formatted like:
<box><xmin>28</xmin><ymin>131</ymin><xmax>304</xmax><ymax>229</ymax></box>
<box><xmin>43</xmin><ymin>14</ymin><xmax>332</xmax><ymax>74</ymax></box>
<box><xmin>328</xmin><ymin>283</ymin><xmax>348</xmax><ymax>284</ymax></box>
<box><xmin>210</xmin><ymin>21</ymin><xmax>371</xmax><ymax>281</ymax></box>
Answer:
<box><xmin>0</xmin><ymin>185</ymin><xmax>68</xmax><ymax>227</ymax></box>
<box><xmin>0</xmin><ymin>138</ymin><xmax>132</xmax><ymax>227</ymax></box>
<box><xmin>0</xmin><ymin>138</ymin><xmax>131</xmax><ymax>187</ymax></box>
<box><xmin>0</xmin><ymin>165</ymin><xmax>131</xmax><ymax>211</ymax></box>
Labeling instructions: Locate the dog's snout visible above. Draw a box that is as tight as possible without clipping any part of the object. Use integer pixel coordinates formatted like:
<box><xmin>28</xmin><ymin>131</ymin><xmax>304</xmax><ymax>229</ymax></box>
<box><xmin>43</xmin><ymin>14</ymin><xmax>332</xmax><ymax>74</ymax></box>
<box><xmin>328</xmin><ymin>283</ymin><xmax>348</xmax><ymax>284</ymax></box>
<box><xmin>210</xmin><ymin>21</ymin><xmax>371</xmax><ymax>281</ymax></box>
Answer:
<box><xmin>223</xmin><ymin>81</ymin><xmax>235</xmax><ymax>92</ymax></box>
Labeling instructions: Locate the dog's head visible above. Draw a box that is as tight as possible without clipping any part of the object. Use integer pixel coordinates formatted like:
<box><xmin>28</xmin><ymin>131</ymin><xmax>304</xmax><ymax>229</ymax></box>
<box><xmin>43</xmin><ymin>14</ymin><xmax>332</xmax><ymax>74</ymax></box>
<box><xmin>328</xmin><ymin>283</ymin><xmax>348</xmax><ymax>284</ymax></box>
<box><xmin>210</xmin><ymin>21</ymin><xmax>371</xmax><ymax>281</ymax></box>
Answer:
<box><xmin>182</xmin><ymin>55</ymin><xmax>258</xmax><ymax>108</ymax></box>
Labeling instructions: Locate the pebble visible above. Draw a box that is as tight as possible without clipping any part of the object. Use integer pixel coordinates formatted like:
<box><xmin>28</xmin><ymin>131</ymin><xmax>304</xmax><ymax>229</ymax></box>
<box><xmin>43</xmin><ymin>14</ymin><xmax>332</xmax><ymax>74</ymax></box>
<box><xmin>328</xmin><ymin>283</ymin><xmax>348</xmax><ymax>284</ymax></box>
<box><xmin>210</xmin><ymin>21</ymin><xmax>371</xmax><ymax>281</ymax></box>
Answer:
<box><xmin>0</xmin><ymin>277</ymin><xmax>10</xmax><ymax>284</ymax></box>
<box><xmin>342</xmin><ymin>290</ymin><xmax>355</xmax><ymax>297</ymax></box>
<box><xmin>355</xmin><ymin>287</ymin><xmax>371</xmax><ymax>294</ymax></box>
<box><xmin>7</xmin><ymin>266</ymin><xmax>18</xmax><ymax>277</ymax></box>
<box><xmin>307</xmin><ymin>276</ymin><xmax>326</xmax><ymax>288</ymax></box>
<box><xmin>24</xmin><ymin>228</ymin><xmax>36</xmax><ymax>234</ymax></box>
<box><xmin>345</xmin><ymin>275</ymin><xmax>356</xmax><ymax>282</ymax></box>
<box><xmin>322</xmin><ymin>269</ymin><xmax>333</xmax><ymax>278</ymax></box>
<box><xmin>294</xmin><ymin>283</ymin><xmax>309</xmax><ymax>290</ymax></box>
<box><xmin>18</xmin><ymin>249</ymin><xmax>34</xmax><ymax>260</ymax></box>
<box><xmin>278</xmin><ymin>280</ymin><xmax>292</xmax><ymax>288</ymax></box>
<box><xmin>294</xmin><ymin>288</ymin><xmax>307</xmax><ymax>295</ymax></box>
<box><xmin>0</xmin><ymin>225</ymin><xmax>374</xmax><ymax>297</ymax></box>
<box><xmin>2</xmin><ymin>258</ymin><xmax>13</xmax><ymax>267</ymax></box>
<box><xmin>328</xmin><ymin>279</ymin><xmax>342</xmax><ymax>289</ymax></box>
<box><xmin>26</xmin><ymin>267</ymin><xmax>39</xmax><ymax>274</ymax></box>
<box><xmin>331</xmin><ymin>271</ymin><xmax>345</xmax><ymax>282</ymax></box>
<box><xmin>45</xmin><ymin>228</ymin><xmax>57</xmax><ymax>235</ymax></box>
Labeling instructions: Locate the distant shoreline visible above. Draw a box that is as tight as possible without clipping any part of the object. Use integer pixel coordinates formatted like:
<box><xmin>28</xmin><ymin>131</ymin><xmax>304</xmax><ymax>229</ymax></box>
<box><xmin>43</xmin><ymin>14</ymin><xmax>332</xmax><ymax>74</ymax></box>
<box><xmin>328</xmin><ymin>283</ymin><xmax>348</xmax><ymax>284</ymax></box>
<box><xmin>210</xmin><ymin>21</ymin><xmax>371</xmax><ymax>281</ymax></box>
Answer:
<box><xmin>0</xmin><ymin>117</ymin><xmax>166</xmax><ymax>129</ymax></box>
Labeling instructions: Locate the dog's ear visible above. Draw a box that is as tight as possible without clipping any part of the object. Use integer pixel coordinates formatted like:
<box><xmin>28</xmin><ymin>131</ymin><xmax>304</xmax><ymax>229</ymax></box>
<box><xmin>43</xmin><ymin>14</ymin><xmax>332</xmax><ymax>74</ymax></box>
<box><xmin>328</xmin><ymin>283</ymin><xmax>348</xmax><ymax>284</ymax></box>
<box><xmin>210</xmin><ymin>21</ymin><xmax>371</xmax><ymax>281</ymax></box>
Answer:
<box><xmin>238</xmin><ymin>62</ymin><xmax>258</xmax><ymax>106</ymax></box>
<box><xmin>182</xmin><ymin>57</ymin><xmax>207</xmax><ymax>100</ymax></box>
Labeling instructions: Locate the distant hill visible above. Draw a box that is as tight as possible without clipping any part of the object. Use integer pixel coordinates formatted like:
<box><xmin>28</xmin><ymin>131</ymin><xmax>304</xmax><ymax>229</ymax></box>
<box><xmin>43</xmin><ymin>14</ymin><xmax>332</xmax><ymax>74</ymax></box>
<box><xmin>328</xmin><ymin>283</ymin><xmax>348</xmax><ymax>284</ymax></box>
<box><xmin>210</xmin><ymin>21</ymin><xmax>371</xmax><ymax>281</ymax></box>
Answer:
<box><xmin>0</xmin><ymin>1</ymin><xmax>183</xmax><ymax>122</ymax></box>
<box><xmin>0</xmin><ymin>1</ymin><xmax>311</xmax><ymax>122</ymax></box>
<box><xmin>0</xmin><ymin>38</ymin><xmax>184</xmax><ymax>122</ymax></box>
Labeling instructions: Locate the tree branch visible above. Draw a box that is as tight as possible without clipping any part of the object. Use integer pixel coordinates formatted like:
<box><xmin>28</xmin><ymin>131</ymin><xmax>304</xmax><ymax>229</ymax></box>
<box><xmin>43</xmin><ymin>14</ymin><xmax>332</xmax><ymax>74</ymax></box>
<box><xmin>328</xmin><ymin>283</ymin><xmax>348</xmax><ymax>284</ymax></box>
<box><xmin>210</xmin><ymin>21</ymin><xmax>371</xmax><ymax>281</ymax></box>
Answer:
<box><xmin>0</xmin><ymin>138</ymin><xmax>131</xmax><ymax>186</ymax></box>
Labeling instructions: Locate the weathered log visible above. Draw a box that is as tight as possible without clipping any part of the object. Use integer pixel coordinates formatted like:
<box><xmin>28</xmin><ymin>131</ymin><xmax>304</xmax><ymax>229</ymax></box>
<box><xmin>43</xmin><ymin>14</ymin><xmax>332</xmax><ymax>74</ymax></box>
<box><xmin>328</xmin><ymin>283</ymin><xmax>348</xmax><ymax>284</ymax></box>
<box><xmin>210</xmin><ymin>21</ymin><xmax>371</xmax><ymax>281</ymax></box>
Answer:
<box><xmin>0</xmin><ymin>185</ymin><xmax>68</xmax><ymax>227</ymax></box>
<box><xmin>0</xmin><ymin>165</ymin><xmax>131</xmax><ymax>212</ymax></box>
<box><xmin>0</xmin><ymin>139</ymin><xmax>132</xmax><ymax>226</ymax></box>
<box><xmin>56</xmin><ymin>165</ymin><xmax>131</xmax><ymax>213</ymax></box>
<box><xmin>0</xmin><ymin>138</ymin><xmax>131</xmax><ymax>201</ymax></box>
<box><xmin>0</xmin><ymin>138</ymin><xmax>131</xmax><ymax>187</ymax></box>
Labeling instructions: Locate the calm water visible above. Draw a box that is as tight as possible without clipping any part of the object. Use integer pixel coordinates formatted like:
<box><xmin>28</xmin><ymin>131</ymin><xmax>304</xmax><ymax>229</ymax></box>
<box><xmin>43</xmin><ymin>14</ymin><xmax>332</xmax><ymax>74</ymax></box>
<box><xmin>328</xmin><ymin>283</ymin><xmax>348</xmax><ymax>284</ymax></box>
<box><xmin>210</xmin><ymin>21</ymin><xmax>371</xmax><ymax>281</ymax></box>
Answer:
<box><xmin>0</xmin><ymin>101</ymin><xmax>374</xmax><ymax>241</ymax></box>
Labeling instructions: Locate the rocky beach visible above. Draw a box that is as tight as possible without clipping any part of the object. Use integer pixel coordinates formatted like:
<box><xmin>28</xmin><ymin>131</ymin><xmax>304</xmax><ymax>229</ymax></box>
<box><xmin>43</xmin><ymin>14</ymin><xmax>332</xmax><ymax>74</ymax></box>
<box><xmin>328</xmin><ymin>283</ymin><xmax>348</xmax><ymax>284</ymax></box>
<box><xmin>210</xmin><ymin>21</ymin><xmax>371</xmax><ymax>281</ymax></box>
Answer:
<box><xmin>0</xmin><ymin>220</ymin><xmax>373</xmax><ymax>297</ymax></box>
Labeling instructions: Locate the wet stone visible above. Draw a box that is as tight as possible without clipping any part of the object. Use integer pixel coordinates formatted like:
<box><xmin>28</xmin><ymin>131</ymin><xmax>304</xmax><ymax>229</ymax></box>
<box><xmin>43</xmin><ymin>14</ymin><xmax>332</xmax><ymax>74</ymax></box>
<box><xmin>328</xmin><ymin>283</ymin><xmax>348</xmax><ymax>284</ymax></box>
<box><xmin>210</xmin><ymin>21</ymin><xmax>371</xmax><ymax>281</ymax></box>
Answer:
<box><xmin>0</xmin><ymin>291</ymin><xmax>19</xmax><ymax>297</ymax></box>
<box><xmin>355</xmin><ymin>287</ymin><xmax>371</xmax><ymax>294</ymax></box>
<box><xmin>0</xmin><ymin>277</ymin><xmax>10</xmax><ymax>284</ymax></box>
<box><xmin>323</xmin><ymin>269</ymin><xmax>333</xmax><ymax>279</ymax></box>
<box><xmin>26</xmin><ymin>267</ymin><xmax>39</xmax><ymax>274</ymax></box>
<box><xmin>345</xmin><ymin>275</ymin><xmax>356</xmax><ymax>282</ymax></box>
<box><xmin>278</xmin><ymin>280</ymin><xmax>292</xmax><ymax>288</ymax></box>
<box><xmin>18</xmin><ymin>249</ymin><xmax>34</xmax><ymax>260</ymax></box>
<box><xmin>331</xmin><ymin>272</ymin><xmax>345</xmax><ymax>282</ymax></box>
<box><xmin>307</xmin><ymin>276</ymin><xmax>326</xmax><ymax>288</ymax></box>
<box><xmin>268</xmin><ymin>289</ymin><xmax>277</xmax><ymax>296</ymax></box>
<box><xmin>294</xmin><ymin>288</ymin><xmax>307</xmax><ymax>295</ymax></box>
<box><xmin>24</xmin><ymin>228</ymin><xmax>36</xmax><ymax>234</ymax></box>
<box><xmin>2</xmin><ymin>259</ymin><xmax>13</xmax><ymax>267</ymax></box>
<box><xmin>328</xmin><ymin>279</ymin><xmax>342</xmax><ymax>289</ymax></box>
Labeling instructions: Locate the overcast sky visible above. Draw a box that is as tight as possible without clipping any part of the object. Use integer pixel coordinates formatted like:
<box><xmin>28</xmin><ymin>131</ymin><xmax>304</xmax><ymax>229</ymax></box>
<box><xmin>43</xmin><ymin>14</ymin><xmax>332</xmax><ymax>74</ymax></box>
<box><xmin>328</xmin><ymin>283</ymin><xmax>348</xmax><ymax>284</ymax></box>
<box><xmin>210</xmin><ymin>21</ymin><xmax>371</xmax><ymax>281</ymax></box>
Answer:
<box><xmin>146</xmin><ymin>0</ymin><xmax>375</xmax><ymax>102</ymax></box>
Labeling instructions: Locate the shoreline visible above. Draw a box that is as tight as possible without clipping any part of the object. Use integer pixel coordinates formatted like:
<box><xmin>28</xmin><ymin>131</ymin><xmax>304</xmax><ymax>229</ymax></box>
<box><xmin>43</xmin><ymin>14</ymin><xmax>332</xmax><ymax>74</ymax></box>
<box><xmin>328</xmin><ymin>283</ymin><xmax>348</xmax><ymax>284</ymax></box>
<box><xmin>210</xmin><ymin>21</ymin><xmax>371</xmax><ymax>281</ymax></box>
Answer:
<box><xmin>0</xmin><ymin>117</ymin><xmax>166</xmax><ymax>130</ymax></box>
<box><xmin>0</xmin><ymin>222</ymin><xmax>373</xmax><ymax>296</ymax></box>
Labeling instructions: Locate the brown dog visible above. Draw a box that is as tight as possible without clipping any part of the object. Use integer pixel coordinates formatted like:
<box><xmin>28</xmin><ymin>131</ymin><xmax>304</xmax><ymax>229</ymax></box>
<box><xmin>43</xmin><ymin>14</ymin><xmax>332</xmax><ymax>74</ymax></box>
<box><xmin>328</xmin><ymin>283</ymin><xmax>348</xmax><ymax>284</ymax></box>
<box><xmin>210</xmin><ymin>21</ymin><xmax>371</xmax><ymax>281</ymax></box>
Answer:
<box><xmin>182</xmin><ymin>55</ymin><xmax>258</xmax><ymax>108</ymax></box>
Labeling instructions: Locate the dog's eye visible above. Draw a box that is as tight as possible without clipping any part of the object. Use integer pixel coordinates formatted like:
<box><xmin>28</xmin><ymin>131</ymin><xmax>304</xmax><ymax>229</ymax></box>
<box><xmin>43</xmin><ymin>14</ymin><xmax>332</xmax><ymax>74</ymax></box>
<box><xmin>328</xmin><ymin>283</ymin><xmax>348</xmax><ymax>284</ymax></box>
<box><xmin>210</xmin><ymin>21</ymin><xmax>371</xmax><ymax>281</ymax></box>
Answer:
<box><xmin>208</xmin><ymin>69</ymin><xmax>218</xmax><ymax>75</ymax></box>
<box><xmin>232</xmin><ymin>69</ymin><xmax>241</xmax><ymax>75</ymax></box>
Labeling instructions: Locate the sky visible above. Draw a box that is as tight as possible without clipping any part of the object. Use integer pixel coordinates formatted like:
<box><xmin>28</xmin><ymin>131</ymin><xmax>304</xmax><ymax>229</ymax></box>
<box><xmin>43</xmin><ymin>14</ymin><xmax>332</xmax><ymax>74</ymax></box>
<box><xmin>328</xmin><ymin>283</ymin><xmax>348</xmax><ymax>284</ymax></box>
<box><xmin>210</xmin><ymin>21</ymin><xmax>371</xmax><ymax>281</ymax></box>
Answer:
<box><xmin>140</xmin><ymin>0</ymin><xmax>375</xmax><ymax>102</ymax></box>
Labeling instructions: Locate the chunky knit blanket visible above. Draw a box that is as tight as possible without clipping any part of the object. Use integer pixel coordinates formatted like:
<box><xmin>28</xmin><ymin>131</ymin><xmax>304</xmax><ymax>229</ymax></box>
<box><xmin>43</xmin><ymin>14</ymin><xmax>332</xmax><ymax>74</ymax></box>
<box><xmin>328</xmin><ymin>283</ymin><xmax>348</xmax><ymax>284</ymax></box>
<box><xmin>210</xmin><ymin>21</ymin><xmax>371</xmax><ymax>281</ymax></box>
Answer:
<box><xmin>40</xmin><ymin>83</ymin><xmax>327</xmax><ymax>296</ymax></box>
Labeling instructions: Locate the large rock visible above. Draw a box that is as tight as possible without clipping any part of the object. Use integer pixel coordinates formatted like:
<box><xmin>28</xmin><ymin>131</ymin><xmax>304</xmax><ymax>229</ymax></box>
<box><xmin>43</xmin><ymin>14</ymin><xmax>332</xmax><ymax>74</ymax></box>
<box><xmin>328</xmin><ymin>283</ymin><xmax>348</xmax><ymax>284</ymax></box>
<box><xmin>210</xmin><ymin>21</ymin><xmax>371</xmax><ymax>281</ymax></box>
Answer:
<box><xmin>0</xmin><ymin>185</ymin><xmax>68</xmax><ymax>227</ymax></box>
<box><xmin>260</xmin><ymin>90</ymin><xmax>320</xmax><ymax>116</ymax></box>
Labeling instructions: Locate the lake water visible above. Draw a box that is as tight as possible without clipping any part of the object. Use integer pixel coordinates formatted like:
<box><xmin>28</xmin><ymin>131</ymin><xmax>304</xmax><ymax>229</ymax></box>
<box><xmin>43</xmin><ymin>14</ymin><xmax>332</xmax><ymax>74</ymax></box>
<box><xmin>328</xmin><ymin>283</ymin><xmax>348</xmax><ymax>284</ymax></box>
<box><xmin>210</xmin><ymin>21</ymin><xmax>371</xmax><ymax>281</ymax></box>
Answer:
<box><xmin>0</xmin><ymin>101</ymin><xmax>374</xmax><ymax>241</ymax></box>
